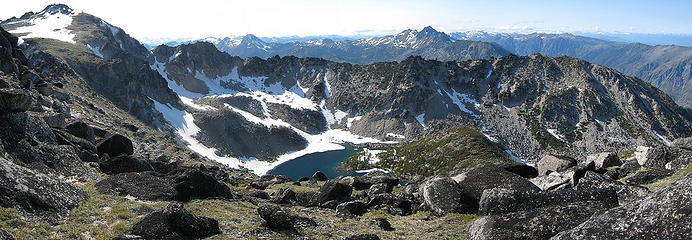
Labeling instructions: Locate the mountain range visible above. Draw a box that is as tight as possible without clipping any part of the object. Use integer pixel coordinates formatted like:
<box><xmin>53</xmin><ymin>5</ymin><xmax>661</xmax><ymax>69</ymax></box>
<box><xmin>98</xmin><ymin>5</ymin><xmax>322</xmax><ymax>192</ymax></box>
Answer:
<box><xmin>167</xmin><ymin>28</ymin><xmax>692</xmax><ymax>108</ymax></box>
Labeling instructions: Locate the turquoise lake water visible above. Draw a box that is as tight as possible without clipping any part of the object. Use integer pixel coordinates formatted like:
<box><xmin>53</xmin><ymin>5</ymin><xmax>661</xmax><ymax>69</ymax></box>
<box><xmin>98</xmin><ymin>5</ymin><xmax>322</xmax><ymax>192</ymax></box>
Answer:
<box><xmin>266</xmin><ymin>146</ymin><xmax>358</xmax><ymax>180</ymax></box>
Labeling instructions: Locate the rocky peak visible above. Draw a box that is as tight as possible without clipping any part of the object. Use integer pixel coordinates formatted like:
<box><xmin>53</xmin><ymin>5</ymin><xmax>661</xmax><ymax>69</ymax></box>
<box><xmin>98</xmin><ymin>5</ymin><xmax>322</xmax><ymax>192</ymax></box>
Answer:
<box><xmin>42</xmin><ymin>4</ymin><xmax>74</xmax><ymax>15</ymax></box>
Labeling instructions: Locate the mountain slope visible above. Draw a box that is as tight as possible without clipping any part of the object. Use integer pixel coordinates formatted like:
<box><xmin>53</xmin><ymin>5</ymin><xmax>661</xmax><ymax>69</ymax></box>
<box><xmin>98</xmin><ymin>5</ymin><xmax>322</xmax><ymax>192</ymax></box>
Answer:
<box><xmin>149</xmin><ymin>42</ymin><xmax>692</xmax><ymax>172</ymax></box>
<box><xmin>453</xmin><ymin>31</ymin><xmax>692</xmax><ymax>107</ymax></box>
<box><xmin>2</xmin><ymin>4</ymin><xmax>181</xmax><ymax>125</ymax></box>
<box><xmin>204</xmin><ymin>26</ymin><xmax>510</xmax><ymax>64</ymax></box>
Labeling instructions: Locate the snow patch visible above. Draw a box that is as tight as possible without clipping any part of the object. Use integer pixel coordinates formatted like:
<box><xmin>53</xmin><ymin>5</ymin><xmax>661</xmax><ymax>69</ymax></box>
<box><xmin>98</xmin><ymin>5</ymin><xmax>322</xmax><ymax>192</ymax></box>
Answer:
<box><xmin>86</xmin><ymin>44</ymin><xmax>103</xmax><ymax>58</ymax></box>
<box><xmin>180</xmin><ymin>96</ymin><xmax>216</xmax><ymax>111</ymax></box>
<box><xmin>547</xmin><ymin>129</ymin><xmax>565</xmax><ymax>141</ymax></box>
<box><xmin>9</xmin><ymin>10</ymin><xmax>77</xmax><ymax>43</ymax></box>
<box><xmin>416</xmin><ymin>113</ymin><xmax>426</xmax><ymax>127</ymax></box>
<box><xmin>654</xmin><ymin>132</ymin><xmax>672</xmax><ymax>146</ymax></box>
<box><xmin>386</xmin><ymin>133</ymin><xmax>405</xmax><ymax>139</ymax></box>
<box><xmin>505</xmin><ymin>149</ymin><xmax>525</xmax><ymax>164</ymax></box>
<box><xmin>355</xmin><ymin>168</ymin><xmax>390</xmax><ymax>174</ymax></box>
<box><xmin>486</xmin><ymin>69</ymin><xmax>493</xmax><ymax>79</ymax></box>
<box><xmin>444</xmin><ymin>89</ymin><xmax>479</xmax><ymax>118</ymax></box>
<box><xmin>347</xmin><ymin>116</ymin><xmax>362</xmax><ymax>128</ymax></box>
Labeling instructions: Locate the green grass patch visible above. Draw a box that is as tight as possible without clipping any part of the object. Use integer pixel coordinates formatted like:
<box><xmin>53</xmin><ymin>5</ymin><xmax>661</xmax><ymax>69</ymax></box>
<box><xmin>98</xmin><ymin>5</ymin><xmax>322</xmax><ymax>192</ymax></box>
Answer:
<box><xmin>373</xmin><ymin>126</ymin><xmax>514</xmax><ymax>178</ymax></box>
<box><xmin>644</xmin><ymin>163</ymin><xmax>692</xmax><ymax>191</ymax></box>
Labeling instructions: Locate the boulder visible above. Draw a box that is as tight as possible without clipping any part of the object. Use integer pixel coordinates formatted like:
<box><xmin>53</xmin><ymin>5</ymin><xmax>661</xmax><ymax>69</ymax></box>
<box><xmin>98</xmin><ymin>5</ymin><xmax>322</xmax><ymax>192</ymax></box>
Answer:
<box><xmin>298</xmin><ymin>176</ymin><xmax>310</xmax><ymax>182</ymax></box>
<box><xmin>312</xmin><ymin>171</ymin><xmax>327</xmax><ymax>181</ymax></box>
<box><xmin>316</xmin><ymin>179</ymin><xmax>353</xmax><ymax>204</ymax></box>
<box><xmin>65</xmin><ymin>120</ymin><xmax>95</xmax><ymax>143</ymax></box>
<box><xmin>109</xmin><ymin>235</ymin><xmax>144</xmax><ymax>240</ymax></box>
<box><xmin>99</xmin><ymin>155</ymin><xmax>154</xmax><ymax>174</ymax></box>
<box><xmin>372</xmin><ymin>218</ymin><xmax>394</xmax><ymax>231</ymax></box>
<box><xmin>468</xmin><ymin>201</ymin><xmax>613</xmax><ymax>240</ymax></box>
<box><xmin>583</xmin><ymin>152</ymin><xmax>621</xmax><ymax>170</ymax></box>
<box><xmin>452</xmin><ymin>163</ymin><xmax>541</xmax><ymax>212</ymax></box>
<box><xmin>0</xmin><ymin>157</ymin><xmax>86</xmax><ymax>223</ymax></box>
<box><xmin>11</xmin><ymin>140</ymin><xmax>96</xmax><ymax>180</ymax></box>
<box><xmin>529</xmin><ymin>173</ymin><xmax>570</xmax><ymax>191</ymax></box>
<box><xmin>272</xmin><ymin>188</ymin><xmax>297</xmax><ymax>204</ymax></box>
<box><xmin>578</xmin><ymin>171</ymin><xmax>649</xmax><ymax>204</ymax></box>
<box><xmin>537</xmin><ymin>155</ymin><xmax>576</xmax><ymax>175</ymax></box>
<box><xmin>367</xmin><ymin>193</ymin><xmax>413</xmax><ymax>216</ymax></box>
<box><xmin>95</xmin><ymin>172</ymin><xmax>177</xmax><ymax>201</ymax></box>
<box><xmin>552</xmin><ymin>174</ymin><xmax>692</xmax><ymax>239</ymax></box>
<box><xmin>170</xmin><ymin>168</ymin><xmax>234</xmax><ymax>201</ymax></box>
<box><xmin>52</xmin><ymin>128</ymin><xmax>99</xmax><ymax>163</ymax></box>
<box><xmin>368</xmin><ymin>183</ymin><xmax>392</xmax><ymax>196</ymax></box>
<box><xmin>344</xmin><ymin>234</ymin><xmax>380</xmax><ymax>240</ymax></box>
<box><xmin>618</xmin><ymin>159</ymin><xmax>641</xmax><ymax>176</ymax></box>
<box><xmin>0</xmin><ymin>88</ymin><xmax>33</xmax><ymax>112</ymax></box>
<box><xmin>478</xmin><ymin>188</ymin><xmax>618</xmax><ymax>215</ymax></box>
<box><xmin>502</xmin><ymin>164</ymin><xmax>539</xmax><ymax>178</ymax></box>
<box><xmin>96</xmin><ymin>134</ymin><xmax>134</xmax><ymax>157</ymax></box>
<box><xmin>635</xmin><ymin>146</ymin><xmax>692</xmax><ymax>170</ymax></box>
<box><xmin>257</xmin><ymin>205</ymin><xmax>317</xmax><ymax>230</ymax></box>
<box><xmin>336</xmin><ymin>201</ymin><xmax>368</xmax><ymax>216</ymax></box>
<box><xmin>623</xmin><ymin>169</ymin><xmax>674</xmax><ymax>185</ymax></box>
<box><xmin>131</xmin><ymin>202</ymin><xmax>220</xmax><ymax>240</ymax></box>
<box><xmin>422</xmin><ymin>177</ymin><xmax>465</xmax><ymax>215</ymax></box>
<box><xmin>295</xmin><ymin>191</ymin><xmax>319</xmax><ymax>207</ymax></box>
<box><xmin>36</xmin><ymin>112</ymin><xmax>66</xmax><ymax>128</ymax></box>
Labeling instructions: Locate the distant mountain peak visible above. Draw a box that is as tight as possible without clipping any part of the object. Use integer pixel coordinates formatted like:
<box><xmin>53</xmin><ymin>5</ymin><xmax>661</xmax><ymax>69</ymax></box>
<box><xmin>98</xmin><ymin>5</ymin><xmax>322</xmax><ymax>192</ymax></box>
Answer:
<box><xmin>42</xmin><ymin>4</ymin><xmax>74</xmax><ymax>15</ymax></box>
<box><xmin>420</xmin><ymin>26</ymin><xmax>438</xmax><ymax>33</ymax></box>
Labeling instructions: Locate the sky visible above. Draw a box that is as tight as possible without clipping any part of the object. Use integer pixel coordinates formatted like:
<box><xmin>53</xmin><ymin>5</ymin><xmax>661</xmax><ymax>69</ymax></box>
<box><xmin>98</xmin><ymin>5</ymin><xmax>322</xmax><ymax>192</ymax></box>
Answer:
<box><xmin>3</xmin><ymin>0</ymin><xmax>692</xmax><ymax>43</ymax></box>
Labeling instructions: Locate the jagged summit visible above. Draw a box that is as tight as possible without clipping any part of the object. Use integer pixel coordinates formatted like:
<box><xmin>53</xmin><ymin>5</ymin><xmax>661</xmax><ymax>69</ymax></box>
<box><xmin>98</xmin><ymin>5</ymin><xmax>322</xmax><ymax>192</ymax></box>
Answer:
<box><xmin>42</xmin><ymin>4</ymin><xmax>74</xmax><ymax>15</ymax></box>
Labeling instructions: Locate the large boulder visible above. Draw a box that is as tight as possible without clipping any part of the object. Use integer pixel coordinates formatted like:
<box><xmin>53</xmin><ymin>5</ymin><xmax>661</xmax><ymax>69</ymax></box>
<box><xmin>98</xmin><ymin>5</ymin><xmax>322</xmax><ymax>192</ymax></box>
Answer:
<box><xmin>53</xmin><ymin>128</ymin><xmax>99</xmax><ymax>163</ymax></box>
<box><xmin>478</xmin><ymin>188</ymin><xmax>618</xmax><ymax>215</ymax></box>
<box><xmin>99</xmin><ymin>155</ymin><xmax>154</xmax><ymax>174</ymax></box>
<box><xmin>552</xmin><ymin>174</ymin><xmax>692</xmax><ymax>239</ymax></box>
<box><xmin>537</xmin><ymin>155</ymin><xmax>576</xmax><ymax>175</ymax></box>
<box><xmin>64</xmin><ymin>120</ymin><xmax>95</xmax><ymax>144</ymax></box>
<box><xmin>502</xmin><ymin>164</ymin><xmax>539</xmax><ymax>178</ymax></box>
<box><xmin>583</xmin><ymin>152</ymin><xmax>621</xmax><ymax>170</ymax></box>
<box><xmin>422</xmin><ymin>177</ymin><xmax>466</xmax><ymax>215</ymax></box>
<box><xmin>578</xmin><ymin>171</ymin><xmax>649</xmax><ymax>204</ymax></box>
<box><xmin>0</xmin><ymin>157</ymin><xmax>87</xmax><ymax>223</ymax></box>
<box><xmin>366</xmin><ymin>193</ymin><xmax>413</xmax><ymax>216</ymax></box>
<box><xmin>0</xmin><ymin>88</ymin><xmax>33</xmax><ymax>112</ymax></box>
<box><xmin>95</xmin><ymin>172</ymin><xmax>177</xmax><ymax>201</ymax></box>
<box><xmin>169</xmin><ymin>168</ymin><xmax>235</xmax><ymax>201</ymax></box>
<box><xmin>623</xmin><ymin>168</ymin><xmax>674</xmax><ymax>185</ymax></box>
<box><xmin>316</xmin><ymin>179</ymin><xmax>353</xmax><ymax>204</ymax></box>
<box><xmin>336</xmin><ymin>201</ymin><xmax>368</xmax><ymax>216</ymax></box>
<box><xmin>257</xmin><ymin>205</ymin><xmax>317</xmax><ymax>230</ymax></box>
<box><xmin>312</xmin><ymin>171</ymin><xmax>327</xmax><ymax>181</ymax></box>
<box><xmin>96</xmin><ymin>134</ymin><xmax>134</xmax><ymax>157</ymax></box>
<box><xmin>12</xmin><ymin>141</ymin><xmax>96</xmax><ymax>180</ymax></box>
<box><xmin>130</xmin><ymin>202</ymin><xmax>220</xmax><ymax>240</ymax></box>
<box><xmin>529</xmin><ymin>173</ymin><xmax>571</xmax><ymax>191</ymax></box>
<box><xmin>635</xmin><ymin>146</ymin><xmax>692</xmax><ymax>170</ymax></box>
<box><xmin>452</xmin><ymin>163</ymin><xmax>541</xmax><ymax>212</ymax></box>
<box><xmin>468</xmin><ymin>201</ymin><xmax>613</xmax><ymax>240</ymax></box>
<box><xmin>272</xmin><ymin>188</ymin><xmax>297</xmax><ymax>204</ymax></box>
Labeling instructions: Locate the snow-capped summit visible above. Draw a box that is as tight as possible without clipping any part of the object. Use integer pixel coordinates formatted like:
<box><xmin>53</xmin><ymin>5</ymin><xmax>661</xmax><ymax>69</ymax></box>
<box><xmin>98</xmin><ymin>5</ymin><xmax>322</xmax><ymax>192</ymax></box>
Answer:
<box><xmin>41</xmin><ymin>4</ymin><xmax>75</xmax><ymax>15</ymax></box>
<box><xmin>2</xmin><ymin>4</ymin><xmax>79</xmax><ymax>43</ymax></box>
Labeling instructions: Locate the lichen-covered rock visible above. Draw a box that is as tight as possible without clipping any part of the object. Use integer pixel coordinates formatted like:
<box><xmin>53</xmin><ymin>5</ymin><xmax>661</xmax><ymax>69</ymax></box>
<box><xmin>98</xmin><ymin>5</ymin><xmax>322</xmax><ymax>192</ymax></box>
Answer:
<box><xmin>65</xmin><ymin>120</ymin><xmax>95</xmax><ymax>143</ymax></box>
<box><xmin>131</xmin><ymin>202</ymin><xmax>220</xmax><ymax>240</ymax></box>
<box><xmin>96</xmin><ymin>133</ymin><xmax>133</xmax><ymax>157</ymax></box>
<box><xmin>0</xmin><ymin>88</ymin><xmax>33</xmax><ymax>112</ymax></box>
<box><xmin>478</xmin><ymin>187</ymin><xmax>618</xmax><ymax>215</ymax></box>
<box><xmin>316</xmin><ymin>179</ymin><xmax>353</xmax><ymax>204</ymax></box>
<box><xmin>257</xmin><ymin>204</ymin><xmax>317</xmax><ymax>230</ymax></box>
<box><xmin>552</xmin><ymin>174</ymin><xmax>692</xmax><ymax>239</ymax></box>
<box><xmin>99</xmin><ymin>155</ymin><xmax>154</xmax><ymax>174</ymax></box>
<box><xmin>336</xmin><ymin>201</ymin><xmax>368</xmax><ymax>216</ymax></box>
<box><xmin>530</xmin><ymin>173</ymin><xmax>570</xmax><ymax>191</ymax></box>
<box><xmin>583</xmin><ymin>152</ymin><xmax>621</xmax><ymax>170</ymax></box>
<box><xmin>95</xmin><ymin>172</ymin><xmax>177</xmax><ymax>201</ymax></box>
<box><xmin>578</xmin><ymin>171</ymin><xmax>649</xmax><ymax>204</ymax></box>
<box><xmin>422</xmin><ymin>177</ymin><xmax>465</xmax><ymax>215</ymax></box>
<box><xmin>537</xmin><ymin>155</ymin><xmax>576</xmax><ymax>176</ymax></box>
<box><xmin>452</xmin><ymin>163</ymin><xmax>541</xmax><ymax>212</ymax></box>
<box><xmin>469</xmin><ymin>201</ymin><xmax>612</xmax><ymax>240</ymax></box>
<box><xmin>0</xmin><ymin>156</ymin><xmax>86</xmax><ymax>223</ymax></box>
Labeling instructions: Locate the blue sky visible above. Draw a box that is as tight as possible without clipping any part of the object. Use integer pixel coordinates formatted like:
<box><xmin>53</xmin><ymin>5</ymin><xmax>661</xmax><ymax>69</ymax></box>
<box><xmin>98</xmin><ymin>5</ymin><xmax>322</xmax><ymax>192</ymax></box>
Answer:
<box><xmin>3</xmin><ymin>0</ymin><xmax>692</xmax><ymax>40</ymax></box>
